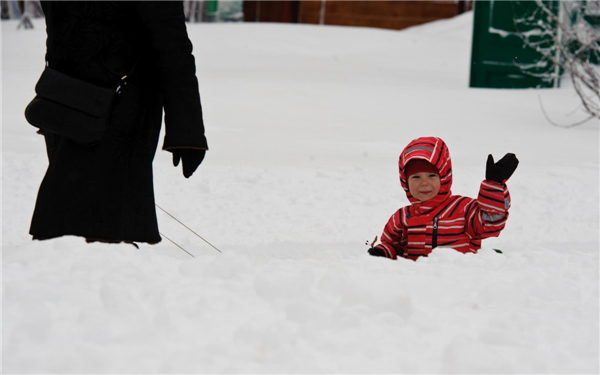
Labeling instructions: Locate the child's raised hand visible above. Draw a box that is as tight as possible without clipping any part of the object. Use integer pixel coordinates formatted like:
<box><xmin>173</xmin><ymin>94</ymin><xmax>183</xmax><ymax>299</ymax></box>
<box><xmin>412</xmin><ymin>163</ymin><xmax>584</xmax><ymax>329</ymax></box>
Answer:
<box><xmin>486</xmin><ymin>153</ymin><xmax>519</xmax><ymax>183</ymax></box>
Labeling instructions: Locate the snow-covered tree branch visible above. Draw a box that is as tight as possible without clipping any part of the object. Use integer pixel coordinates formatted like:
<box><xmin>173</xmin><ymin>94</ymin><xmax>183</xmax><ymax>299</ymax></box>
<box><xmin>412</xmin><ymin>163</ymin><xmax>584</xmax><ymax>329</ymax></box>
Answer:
<box><xmin>515</xmin><ymin>0</ymin><xmax>599</xmax><ymax>124</ymax></box>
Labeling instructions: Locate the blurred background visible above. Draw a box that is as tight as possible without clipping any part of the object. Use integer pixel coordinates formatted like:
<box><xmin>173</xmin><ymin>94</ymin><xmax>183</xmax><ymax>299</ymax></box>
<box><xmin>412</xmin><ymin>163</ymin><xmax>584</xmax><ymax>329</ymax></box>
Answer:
<box><xmin>1</xmin><ymin>0</ymin><xmax>473</xmax><ymax>27</ymax></box>
<box><xmin>3</xmin><ymin>0</ymin><xmax>598</xmax><ymax>98</ymax></box>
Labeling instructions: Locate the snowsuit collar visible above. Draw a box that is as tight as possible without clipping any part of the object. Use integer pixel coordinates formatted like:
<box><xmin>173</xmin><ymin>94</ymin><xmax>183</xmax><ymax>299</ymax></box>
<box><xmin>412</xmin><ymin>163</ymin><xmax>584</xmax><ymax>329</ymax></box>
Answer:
<box><xmin>398</xmin><ymin>137</ymin><xmax>453</xmax><ymax>215</ymax></box>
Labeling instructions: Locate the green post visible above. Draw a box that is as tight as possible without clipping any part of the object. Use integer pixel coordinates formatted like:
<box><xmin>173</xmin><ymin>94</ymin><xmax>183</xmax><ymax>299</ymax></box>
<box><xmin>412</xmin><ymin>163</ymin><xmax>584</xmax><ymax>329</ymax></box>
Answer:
<box><xmin>207</xmin><ymin>0</ymin><xmax>218</xmax><ymax>13</ymax></box>
<box><xmin>205</xmin><ymin>0</ymin><xmax>218</xmax><ymax>22</ymax></box>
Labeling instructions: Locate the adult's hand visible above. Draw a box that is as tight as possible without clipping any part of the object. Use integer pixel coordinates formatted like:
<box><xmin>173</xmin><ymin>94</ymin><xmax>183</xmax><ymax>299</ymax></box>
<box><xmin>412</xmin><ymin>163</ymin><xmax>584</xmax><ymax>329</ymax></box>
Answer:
<box><xmin>172</xmin><ymin>149</ymin><xmax>206</xmax><ymax>178</ymax></box>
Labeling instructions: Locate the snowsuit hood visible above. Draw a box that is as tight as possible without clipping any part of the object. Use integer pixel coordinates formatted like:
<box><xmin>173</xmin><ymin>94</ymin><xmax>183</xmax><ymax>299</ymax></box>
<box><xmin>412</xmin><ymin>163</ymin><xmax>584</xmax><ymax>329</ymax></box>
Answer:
<box><xmin>398</xmin><ymin>137</ymin><xmax>452</xmax><ymax>214</ymax></box>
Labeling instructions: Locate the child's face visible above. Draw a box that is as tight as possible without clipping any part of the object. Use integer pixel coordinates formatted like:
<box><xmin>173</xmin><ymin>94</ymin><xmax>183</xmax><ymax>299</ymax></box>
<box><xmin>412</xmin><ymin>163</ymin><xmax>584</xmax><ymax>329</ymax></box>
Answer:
<box><xmin>408</xmin><ymin>172</ymin><xmax>441</xmax><ymax>202</ymax></box>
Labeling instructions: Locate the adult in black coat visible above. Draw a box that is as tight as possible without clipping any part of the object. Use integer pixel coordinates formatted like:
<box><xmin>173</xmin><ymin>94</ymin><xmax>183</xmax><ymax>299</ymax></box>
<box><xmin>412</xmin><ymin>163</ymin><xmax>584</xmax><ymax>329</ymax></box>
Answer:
<box><xmin>29</xmin><ymin>2</ymin><xmax>208</xmax><ymax>245</ymax></box>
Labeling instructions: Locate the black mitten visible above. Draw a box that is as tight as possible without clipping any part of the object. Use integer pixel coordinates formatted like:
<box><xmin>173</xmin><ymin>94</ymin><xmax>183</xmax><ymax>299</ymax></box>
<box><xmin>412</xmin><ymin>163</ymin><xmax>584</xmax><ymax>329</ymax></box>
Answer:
<box><xmin>368</xmin><ymin>246</ymin><xmax>386</xmax><ymax>258</ymax></box>
<box><xmin>486</xmin><ymin>153</ymin><xmax>519</xmax><ymax>184</ymax></box>
<box><xmin>172</xmin><ymin>149</ymin><xmax>206</xmax><ymax>178</ymax></box>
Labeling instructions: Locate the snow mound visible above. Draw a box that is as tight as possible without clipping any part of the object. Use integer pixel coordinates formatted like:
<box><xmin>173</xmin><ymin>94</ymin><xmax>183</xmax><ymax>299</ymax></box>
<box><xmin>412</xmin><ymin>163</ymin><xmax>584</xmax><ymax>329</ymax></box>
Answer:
<box><xmin>2</xmin><ymin>13</ymin><xmax>598</xmax><ymax>374</ymax></box>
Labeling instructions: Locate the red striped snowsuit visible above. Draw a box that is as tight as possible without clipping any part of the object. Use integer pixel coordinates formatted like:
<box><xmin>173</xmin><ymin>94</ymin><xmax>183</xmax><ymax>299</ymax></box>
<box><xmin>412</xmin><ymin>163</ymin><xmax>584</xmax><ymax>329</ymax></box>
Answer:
<box><xmin>377</xmin><ymin>137</ymin><xmax>511</xmax><ymax>261</ymax></box>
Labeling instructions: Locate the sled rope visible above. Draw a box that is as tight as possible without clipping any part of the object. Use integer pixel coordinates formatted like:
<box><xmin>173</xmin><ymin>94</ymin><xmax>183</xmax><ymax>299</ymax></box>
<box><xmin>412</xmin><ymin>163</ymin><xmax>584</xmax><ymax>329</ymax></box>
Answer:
<box><xmin>159</xmin><ymin>231</ymin><xmax>195</xmax><ymax>258</ymax></box>
<box><xmin>156</xmin><ymin>204</ymin><xmax>222</xmax><ymax>253</ymax></box>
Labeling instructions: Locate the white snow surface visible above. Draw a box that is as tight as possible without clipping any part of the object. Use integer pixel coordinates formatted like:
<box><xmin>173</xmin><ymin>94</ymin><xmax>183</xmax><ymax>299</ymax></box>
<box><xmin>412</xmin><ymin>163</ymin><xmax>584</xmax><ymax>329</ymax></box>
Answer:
<box><xmin>2</xmin><ymin>13</ymin><xmax>599</xmax><ymax>374</ymax></box>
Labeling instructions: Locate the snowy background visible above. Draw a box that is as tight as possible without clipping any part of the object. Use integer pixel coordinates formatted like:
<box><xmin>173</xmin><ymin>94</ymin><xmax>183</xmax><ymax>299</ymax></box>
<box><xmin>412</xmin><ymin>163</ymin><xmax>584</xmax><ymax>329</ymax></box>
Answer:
<box><xmin>2</xmin><ymin>12</ymin><xmax>599</xmax><ymax>374</ymax></box>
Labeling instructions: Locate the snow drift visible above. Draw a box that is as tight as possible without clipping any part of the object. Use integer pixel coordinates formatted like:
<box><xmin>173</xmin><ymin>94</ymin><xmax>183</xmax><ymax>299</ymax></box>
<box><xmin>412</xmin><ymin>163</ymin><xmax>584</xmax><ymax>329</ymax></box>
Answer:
<box><xmin>2</xmin><ymin>13</ymin><xmax>598</xmax><ymax>374</ymax></box>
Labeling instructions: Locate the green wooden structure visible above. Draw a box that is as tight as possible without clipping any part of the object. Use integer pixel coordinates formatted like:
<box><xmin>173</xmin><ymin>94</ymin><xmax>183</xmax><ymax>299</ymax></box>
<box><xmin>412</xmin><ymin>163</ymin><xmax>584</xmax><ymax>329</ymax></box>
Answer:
<box><xmin>469</xmin><ymin>0</ymin><xmax>560</xmax><ymax>89</ymax></box>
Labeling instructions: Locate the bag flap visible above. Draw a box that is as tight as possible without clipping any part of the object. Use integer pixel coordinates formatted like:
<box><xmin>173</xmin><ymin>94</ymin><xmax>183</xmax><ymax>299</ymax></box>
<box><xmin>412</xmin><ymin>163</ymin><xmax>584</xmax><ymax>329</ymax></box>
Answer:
<box><xmin>35</xmin><ymin>67</ymin><xmax>116</xmax><ymax>117</ymax></box>
<box><xmin>25</xmin><ymin>96</ymin><xmax>106</xmax><ymax>145</ymax></box>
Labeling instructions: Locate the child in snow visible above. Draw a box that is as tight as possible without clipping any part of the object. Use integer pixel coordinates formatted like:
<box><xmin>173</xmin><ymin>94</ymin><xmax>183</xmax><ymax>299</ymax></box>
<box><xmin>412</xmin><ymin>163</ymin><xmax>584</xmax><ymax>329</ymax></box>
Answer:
<box><xmin>369</xmin><ymin>136</ymin><xmax>518</xmax><ymax>261</ymax></box>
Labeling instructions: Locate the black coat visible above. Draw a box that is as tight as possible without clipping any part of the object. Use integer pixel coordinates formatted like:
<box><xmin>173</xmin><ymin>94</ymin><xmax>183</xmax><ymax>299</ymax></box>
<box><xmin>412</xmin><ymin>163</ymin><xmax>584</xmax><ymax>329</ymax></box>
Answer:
<box><xmin>29</xmin><ymin>1</ymin><xmax>207</xmax><ymax>244</ymax></box>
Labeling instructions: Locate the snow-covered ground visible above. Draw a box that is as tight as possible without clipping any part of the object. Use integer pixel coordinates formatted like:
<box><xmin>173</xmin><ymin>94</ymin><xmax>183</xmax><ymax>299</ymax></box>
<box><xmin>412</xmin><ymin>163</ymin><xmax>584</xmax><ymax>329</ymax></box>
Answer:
<box><xmin>2</xmin><ymin>13</ymin><xmax>599</xmax><ymax>374</ymax></box>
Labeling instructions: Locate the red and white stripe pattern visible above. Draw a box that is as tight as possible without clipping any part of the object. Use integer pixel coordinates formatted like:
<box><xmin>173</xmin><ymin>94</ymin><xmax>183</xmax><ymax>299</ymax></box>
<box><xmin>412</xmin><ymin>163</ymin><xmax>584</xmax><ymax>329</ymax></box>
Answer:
<box><xmin>376</xmin><ymin>137</ymin><xmax>511</xmax><ymax>261</ymax></box>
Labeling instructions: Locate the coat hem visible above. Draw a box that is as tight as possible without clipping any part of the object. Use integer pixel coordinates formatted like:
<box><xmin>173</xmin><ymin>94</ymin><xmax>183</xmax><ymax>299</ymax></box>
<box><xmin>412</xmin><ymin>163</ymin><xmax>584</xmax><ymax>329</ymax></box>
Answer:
<box><xmin>32</xmin><ymin>234</ymin><xmax>162</xmax><ymax>245</ymax></box>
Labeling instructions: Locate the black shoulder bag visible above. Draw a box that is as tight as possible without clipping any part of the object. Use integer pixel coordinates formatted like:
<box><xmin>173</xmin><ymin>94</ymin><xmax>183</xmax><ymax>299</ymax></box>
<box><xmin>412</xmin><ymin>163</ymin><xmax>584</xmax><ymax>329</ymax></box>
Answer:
<box><xmin>25</xmin><ymin>61</ymin><xmax>136</xmax><ymax>146</ymax></box>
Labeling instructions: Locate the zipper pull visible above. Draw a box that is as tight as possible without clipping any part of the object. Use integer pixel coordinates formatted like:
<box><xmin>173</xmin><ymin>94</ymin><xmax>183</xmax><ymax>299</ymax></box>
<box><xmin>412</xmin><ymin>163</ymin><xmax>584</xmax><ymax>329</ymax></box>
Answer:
<box><xmin>432</xmin><ymin>217</ymin><xmax>439</xmax><ymax>249</ymax></box>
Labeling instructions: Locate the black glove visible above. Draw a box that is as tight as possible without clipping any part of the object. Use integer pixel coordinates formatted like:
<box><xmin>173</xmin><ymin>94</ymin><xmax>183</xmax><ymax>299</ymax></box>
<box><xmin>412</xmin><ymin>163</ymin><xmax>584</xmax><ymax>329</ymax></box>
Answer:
<box><xmin>486</xmin><ymin>153</ymin><xmax>519</xmax><ymax>184</ymax></box>
<box><xmin>172</xmin><ymin>149</ymin><xmax>206</xmax><ymax>178</ymax></box>
<box><xmin>368</xmin><ymin>246</ymin><xmax>386</xmax><ymax>258</ymax></box>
